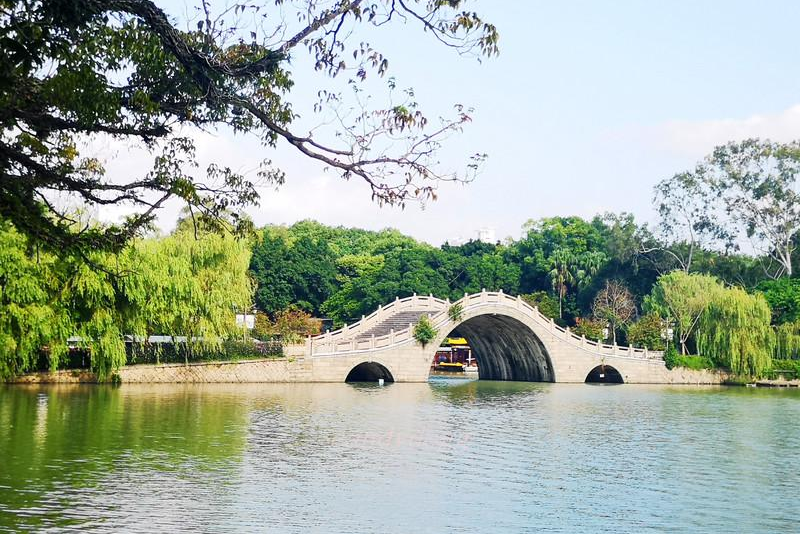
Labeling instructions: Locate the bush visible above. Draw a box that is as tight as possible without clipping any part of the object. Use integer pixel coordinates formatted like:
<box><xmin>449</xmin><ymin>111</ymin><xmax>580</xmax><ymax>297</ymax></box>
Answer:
<box><xmin>627</xmin><ymin>313</ymin><xmax>666</xmax><ymax>350</ymax></box>
<box><xmin>521</xmin><ymin>291</ymin><xmax>561</xmax><ymax>321</ymax></box>
<box><xmin>664</xmin><ymin>346</ymin><xmax>715</xmax><ymax>371</ymax></box>
<box><xmin>674</xmin><ymin>354</ymin><xmax>715</xmax><ymax>370</ymax></box>
<box><xmin>761</xmin><ymin>359</ymin><xmax>800</xmax><ymax>381</ymax></box>
<box><xmin>413</xmin><ymin>316</ymin><xmax>437</xmax><ymax>347</ymax></box>
<box><xmin>572</xmin><ymin>317</ymin><xmax>605</xmax><ymax>342</ymax></box>
<box><xmin>448</xmin><ymin>303</ymin><xmax>464</xmax><ymax>322</ymax></box>
<box><xmin>253</xmin><ymin>306</ymin><xmax>322</xmax><ymax>344</ymax></box>
<box><xmin>125</xmin><ymin>338</ymin><xmax>281</xmax><ymax>365</ymax></box>
<box><xmin>663</xmin><ymin>345</ymin><xmax>678</xmax><ymax>369</ymax></box>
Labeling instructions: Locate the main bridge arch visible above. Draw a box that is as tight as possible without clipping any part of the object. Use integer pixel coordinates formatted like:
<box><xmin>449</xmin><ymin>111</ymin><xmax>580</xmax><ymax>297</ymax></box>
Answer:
<box><xmin>435</xmin><ymin>312</ymin><xmax>555</xmax><ymax>382</ymax></box>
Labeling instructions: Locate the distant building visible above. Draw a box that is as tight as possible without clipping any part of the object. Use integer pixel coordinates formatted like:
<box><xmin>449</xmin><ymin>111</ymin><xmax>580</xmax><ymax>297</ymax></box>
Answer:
<box><xmin>477</xmin><ymin>227</ymin><xmax>496</xmax><ymax>243</ymax></box>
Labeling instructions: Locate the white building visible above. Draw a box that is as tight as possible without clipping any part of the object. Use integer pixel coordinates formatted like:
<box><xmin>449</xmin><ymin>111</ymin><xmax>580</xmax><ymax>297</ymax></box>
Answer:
<box><xmin>477</xmin><ymin>227</ymin><xmax>496</xmax><ymax>244</ymax></box>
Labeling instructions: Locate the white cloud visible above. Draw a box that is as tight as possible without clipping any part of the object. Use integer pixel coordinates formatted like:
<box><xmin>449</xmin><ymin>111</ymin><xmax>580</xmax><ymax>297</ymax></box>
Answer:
<box><xmin>655</xmin><ymin>104</ymin><xmax>800</xmax><ymax>158</ymax></box>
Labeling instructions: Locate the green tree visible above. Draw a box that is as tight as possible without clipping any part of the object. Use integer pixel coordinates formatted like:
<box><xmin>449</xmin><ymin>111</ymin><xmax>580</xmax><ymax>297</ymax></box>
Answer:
<box><xmin>249</xmin><ymin>227</ymin><xmax>337</xmax><ymax>315</ymax></box>
<box><xmin>1</xmin><ymin>1</ymin><xmax>497</xmax><ymax>253</ymax></box>
<box><xmin>696</xmin><ymin>287</ymin><xmax>773</xmax><ymax>376</ymax></box>
<box><xmin>521</xmin><ymin>292</ymin><xmax>561</xmax><ymax>322</ymax></box>
<box><xmin>572</xmin><ymin>317</ymin><xmax>605</xmax><ymax>342</ymax></box>
<box><xmin>413</xmin><ymin>316</ymin><xmax>437</xmax><ymax>347</ymax></box>
<box><xmin>669</xmin><ymin>139</ymin><xmax>800</xmax><ymax>278</ymax></box>
<box><xmin>0</xmin><ymin>221</ymin><xmax>70</xmax><ymax>378</ymax></box>
<box><xmin>755</xmin><ymin>278</ymin><xmax>800</xmax><ymax>325</ymax></box>
<box><xmin>627</xmin><ymin>313</ymin><xmax>666</xmax><ymax>350</ymax></box>
<box><xmin>131</xmin><ymin>227</ymin><xmax>254</xmax><ymax>363</ymax></box>
<box><xmin>548</xmin><ymin>248</ymin><xmax>576</xmax><ymax>319</ymax></box>
<box><xmin>644</xmin><ymin>272</ymin><xmax>723</xmax><ymax>355</ymax></box>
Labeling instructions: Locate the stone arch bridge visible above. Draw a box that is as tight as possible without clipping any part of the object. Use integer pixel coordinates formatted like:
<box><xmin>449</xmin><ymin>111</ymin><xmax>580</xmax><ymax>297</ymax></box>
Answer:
<box><xmin>304</xmin><ymin>291</ymin><xmax>672</xmax><ymax>384</ymax></box>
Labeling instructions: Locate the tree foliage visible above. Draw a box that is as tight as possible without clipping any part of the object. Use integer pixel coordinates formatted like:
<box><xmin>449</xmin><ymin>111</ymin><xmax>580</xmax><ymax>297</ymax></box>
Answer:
<box><xmin>644</xmin><ymin>272</ymin><xmax>723</xmax><ymax>355</ymax></box>
<box><xmin>253</xmin><ymin>307</ymin><xmax>321</xmax><ymax>344</ymax></box>
<box><xmin>571</xmin><ymin>317</ymin><xmax>605</xmax><ymax>342</ymax></box>
<box><xmin>1</xmin><ymin>0</ymin><xmax>497</xmax><ymax>254</ymax></box>
<box><xmin>755</xmin><ymin>278</ymin><xmax>800</xmax><ymax>325</ymax></box>
<box><xmin>773</xmin><ymin>321</ymin><xmax>800</xmax><ymax>360</ymax></box>
<box><xmin>626</xmin><ymin>313</ymin><xmax>666</xmax><ymax>350</ymax></box>
<box><xmin>0</xmin><ymin>218</ymin><xmax>253</xmax><ymax>378</ymax></box>
<box><xmin>413</xmin><ymin>315</ymin><xmax>437</xmax><ymax>347</ymax></box>
<box><xmin>696</xmin><ymin>287</ymin><xmax>773</xmax><ymax>376</ymax></box>
<box><xmin>660</xmin><ymin>139</ymin><xmax>800</xmax><ymax>278</ymax></box>
<box><xmin>520</xmin><ymin>291</ymin><xmax>561</xmax><ymax>322</ymax></box>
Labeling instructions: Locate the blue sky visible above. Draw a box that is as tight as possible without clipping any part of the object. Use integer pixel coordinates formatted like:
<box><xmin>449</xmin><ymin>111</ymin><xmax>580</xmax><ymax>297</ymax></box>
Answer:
<box><xmin>102</xmin><ymin>1</ymin><xmax>800</xmax><ymax>244</ymax></box>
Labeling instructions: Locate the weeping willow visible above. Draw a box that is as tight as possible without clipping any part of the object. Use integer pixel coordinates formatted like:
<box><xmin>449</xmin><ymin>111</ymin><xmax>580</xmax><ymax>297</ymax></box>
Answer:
<box><xmin>774</xmin><ymin>321</ymin><xmax>800</xmax><ymax>360</ymax></box>
<box><xmin>696</xmin><ymin>287</ymin><xmax>774</xmax><ymax>376</ymax></box>
<box><xmin>0</xmin><ymin>219</ymin><xmax>254</xmax><ymax>380</ymax></box>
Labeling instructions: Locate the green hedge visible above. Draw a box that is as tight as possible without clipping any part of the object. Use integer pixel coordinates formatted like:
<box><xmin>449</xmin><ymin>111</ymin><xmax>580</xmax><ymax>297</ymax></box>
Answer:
<box><xmin>664</xmin><ymin>346</ymin><xmax>715</xmax><ymax>370</ymax></box>
<box><xmin>126</xmin><ymin>339</ymin><xmax>282</xmax><ymax>365</ymax></box>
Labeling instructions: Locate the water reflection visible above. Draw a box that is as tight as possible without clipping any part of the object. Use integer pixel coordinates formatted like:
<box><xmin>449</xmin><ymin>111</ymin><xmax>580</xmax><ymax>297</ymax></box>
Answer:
<box><xmin>1</xmin><ymin>382</ymin><xmax>799</xmax><ymax>533</ymax></box>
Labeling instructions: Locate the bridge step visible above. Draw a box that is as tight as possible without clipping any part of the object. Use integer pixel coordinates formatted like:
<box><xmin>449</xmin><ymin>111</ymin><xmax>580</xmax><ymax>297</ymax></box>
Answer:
<box><xmin>354</xmin><ymin>310</ymin><xmax>433</xmax><ymax>339</ymax></box>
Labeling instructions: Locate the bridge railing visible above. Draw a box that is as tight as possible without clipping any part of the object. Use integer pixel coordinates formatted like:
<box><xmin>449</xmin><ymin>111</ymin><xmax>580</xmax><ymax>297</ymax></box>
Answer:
<box><xmin>311</xmin><ymin>293</ymin><xmax>447</xmax><ymax>345</ymax></box>
<box><xmin>310</xmin><ymin>290</ymin><xmax>663</xmax><ymax>360</ymax></box>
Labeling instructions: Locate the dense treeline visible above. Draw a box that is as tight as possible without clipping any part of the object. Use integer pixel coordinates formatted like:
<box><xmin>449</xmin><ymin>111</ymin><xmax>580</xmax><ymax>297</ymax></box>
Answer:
<box><xmin>249</xmin><ymin>215</ymin><xmax>762</xmax><ymax>327</ymax></box>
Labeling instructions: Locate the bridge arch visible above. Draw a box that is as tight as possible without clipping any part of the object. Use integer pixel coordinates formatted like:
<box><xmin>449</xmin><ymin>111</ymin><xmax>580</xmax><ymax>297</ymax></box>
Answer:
<box><xmin>345</xmin><ymin>361</ymin><xmax>395</xmax><ymax>383</ymax></box>
<box><xmin>435</xmin><ymin>312</ymin><xmax>555</xmax><ymax>382</ymax></box>
<box><xmin>585</xmin><ymin>364</ymin><xmax>624</xmax><ymax>384</ymax></box>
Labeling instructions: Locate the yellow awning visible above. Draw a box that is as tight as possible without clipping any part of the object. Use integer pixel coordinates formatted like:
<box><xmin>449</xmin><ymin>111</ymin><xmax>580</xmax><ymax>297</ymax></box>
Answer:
<box><xmin>445</xmin><ymin>337</ymin><xmax>468</xmax><ymax>345</ymax></box>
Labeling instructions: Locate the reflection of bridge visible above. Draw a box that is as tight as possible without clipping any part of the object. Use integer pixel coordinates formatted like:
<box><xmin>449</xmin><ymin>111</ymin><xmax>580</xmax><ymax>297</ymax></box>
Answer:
<box><xmin>305</xmin><ymin>291</ymin><xmax>671</xmax><ymax>384</ymax></box>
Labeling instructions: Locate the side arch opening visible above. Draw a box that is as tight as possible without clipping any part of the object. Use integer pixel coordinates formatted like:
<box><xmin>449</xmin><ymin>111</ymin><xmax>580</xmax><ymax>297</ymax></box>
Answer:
<box><xmin>345</xmin><ymin>362</ymin><xmax>394</xmax><ymax>383</ymax></box>
<box><xmin>585</xmin><ymin>365</ymin><xmax>624</xmax><ymax>384</ymax></box>
<box><xmin>433</xmin><ymin>314</ymin><xmax>555</xmax><ymax>382</ymax></box>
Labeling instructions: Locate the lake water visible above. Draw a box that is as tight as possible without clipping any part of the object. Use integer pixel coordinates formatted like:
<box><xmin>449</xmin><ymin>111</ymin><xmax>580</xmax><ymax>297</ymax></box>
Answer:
<box><xmin>1</xmin><ymin>379</ymin><xmax>799</xmax><ymax>533</ymax></box>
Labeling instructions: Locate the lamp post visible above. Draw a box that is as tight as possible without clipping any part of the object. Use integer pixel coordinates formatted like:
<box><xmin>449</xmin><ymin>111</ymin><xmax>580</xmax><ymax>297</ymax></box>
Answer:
<box><xmin>660</xmin><ymin>319</ymin><xmax>674</xmax><ymax>351</ymax></box>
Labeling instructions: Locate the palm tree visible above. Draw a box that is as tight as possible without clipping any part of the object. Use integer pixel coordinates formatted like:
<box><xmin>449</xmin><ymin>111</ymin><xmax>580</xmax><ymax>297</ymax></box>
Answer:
<box><xmin>548</xmin><ymin>249</ymin><xmax>576</xmax><ymax>318</ymax></box>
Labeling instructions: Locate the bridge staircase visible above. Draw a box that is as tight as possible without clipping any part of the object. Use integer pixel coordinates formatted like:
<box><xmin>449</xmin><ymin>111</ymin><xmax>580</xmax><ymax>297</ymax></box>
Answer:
<box><xmin>355</xmin><ymin>310</ymin><xmax>433</xmax><ymax>339</ymax></box>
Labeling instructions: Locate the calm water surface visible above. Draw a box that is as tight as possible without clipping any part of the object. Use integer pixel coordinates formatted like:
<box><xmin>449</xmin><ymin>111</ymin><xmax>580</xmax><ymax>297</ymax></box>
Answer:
<box><xmin>1</xmin><ymin>379</ymin><xmax>799</xmax><ymax>533</ymax></box>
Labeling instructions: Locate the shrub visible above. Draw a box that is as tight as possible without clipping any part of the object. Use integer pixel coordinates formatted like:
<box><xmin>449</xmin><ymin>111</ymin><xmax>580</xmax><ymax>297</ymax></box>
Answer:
<box><xmin>413</xmin><ymin>316</ymin><xmax>437</xmax><ymax>347</ymax></box>
<box><xmin>572</xmin><ymin>317</ymin><xmax>605</xmax><ymax>342</ymax></box>
<box><xmin>663</xmin><ymin>348</ymin><xmax>714</xmax><ymax>371</ymax></box>
<box><xmin>448</xmin><ymin>303</ymin><xmax>464</xmax><ymax>322</ymax></box>
<box><xmin>627</xmin><ymin>313</ymin><xmax>666</xmax><ymax>350</ymax></box>
<box><xmin>673</xmin><ymin>354</ymin><xmax>714</xmax><ymax>370</ymax></box>
<box><xmin>767</xmin><ymin>359</ymin><xmax>800</xmax><ymax>379</ymax></box>
<box><xmin>253</xmin><ymin>306</ymin><xmax>322</xmax><ymax>344</ymax></box>
<box><xmin>521</xmin><ymin>291</ymin><xmax>560</xmax><ymax>321</ymax></box>
<box><xmin>663</xmin><ymin>345</ymin><xmax>678</xmax><ymax>369</ymax></box>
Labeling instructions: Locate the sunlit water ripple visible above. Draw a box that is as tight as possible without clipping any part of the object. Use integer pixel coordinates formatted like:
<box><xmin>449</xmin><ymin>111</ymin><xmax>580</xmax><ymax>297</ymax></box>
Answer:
<box><xmin>1</xmin><ymin>379</ymin><xmax>799</xmax><ymax>533</ymax></box>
